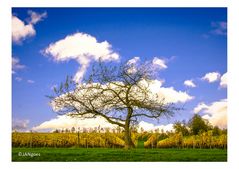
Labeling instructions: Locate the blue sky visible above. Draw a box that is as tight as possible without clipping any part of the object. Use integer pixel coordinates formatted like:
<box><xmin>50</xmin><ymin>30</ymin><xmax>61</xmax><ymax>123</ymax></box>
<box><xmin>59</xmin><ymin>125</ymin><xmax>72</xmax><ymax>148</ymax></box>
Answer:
<box><xmin>12</xmin><ymin>8</ymin><xmax>227</xmax><ymax>131</ymax></box>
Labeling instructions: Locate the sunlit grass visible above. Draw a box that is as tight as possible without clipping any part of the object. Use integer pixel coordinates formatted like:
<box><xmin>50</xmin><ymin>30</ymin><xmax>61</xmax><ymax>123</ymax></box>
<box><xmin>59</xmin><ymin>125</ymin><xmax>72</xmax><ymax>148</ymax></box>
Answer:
<box><xmin>12</xmin><ymin>147</ymin><xmax>227</xmax><ymax>162</ymax></box>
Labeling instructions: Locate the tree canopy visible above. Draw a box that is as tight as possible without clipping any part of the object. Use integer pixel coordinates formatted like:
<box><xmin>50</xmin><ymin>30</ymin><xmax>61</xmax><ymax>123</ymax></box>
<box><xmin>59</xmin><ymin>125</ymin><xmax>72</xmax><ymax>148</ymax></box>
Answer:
<box><xmin>49</xmin><ymin>61</ymin><xmax>179</xmax><ymax>149</ymax></box>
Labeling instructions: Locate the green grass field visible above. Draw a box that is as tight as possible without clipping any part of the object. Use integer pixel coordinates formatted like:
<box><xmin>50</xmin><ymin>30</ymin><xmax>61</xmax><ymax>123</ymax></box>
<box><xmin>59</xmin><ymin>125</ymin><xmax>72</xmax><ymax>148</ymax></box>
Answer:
<box><xmin>12</xmin><ymin>147</ymin><xmax>227</xmax><ymax>162</ymax></box>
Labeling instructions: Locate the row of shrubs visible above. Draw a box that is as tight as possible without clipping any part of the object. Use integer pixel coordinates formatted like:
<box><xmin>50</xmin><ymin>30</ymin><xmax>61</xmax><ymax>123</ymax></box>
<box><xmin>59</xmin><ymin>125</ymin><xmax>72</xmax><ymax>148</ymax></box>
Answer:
<box><xmin>144</xmin><ymin>131</ymin><xmax>227</xmax><ymax>149</ymax></box>
<box><xmin>12</xmin><ymin>132</ymin><xmax>126</xmax><ymax>148</ymax></box>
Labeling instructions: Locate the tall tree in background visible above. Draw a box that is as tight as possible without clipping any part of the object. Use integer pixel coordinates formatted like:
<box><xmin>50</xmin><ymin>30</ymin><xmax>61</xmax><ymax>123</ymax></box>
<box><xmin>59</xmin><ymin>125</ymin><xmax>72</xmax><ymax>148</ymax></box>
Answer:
<box><xmin>188</xmin><ymin>114</ymin><xmax>212</xmax><ymax>135</ymax></box>
<box><xmin>173</xmin><ymin>120</ymin><xmax>189</xmax><ymax>136</ymax></box>
<box><xmin>49</xmin><ymin>61</ymin><xmax>179</xmax><ymax>149</ymax></box>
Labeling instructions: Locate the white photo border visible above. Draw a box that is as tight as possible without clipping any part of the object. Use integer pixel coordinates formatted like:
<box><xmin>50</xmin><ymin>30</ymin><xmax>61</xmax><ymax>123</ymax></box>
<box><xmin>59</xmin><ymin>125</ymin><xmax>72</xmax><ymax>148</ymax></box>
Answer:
<box><xmin>1</xmin><ymin>0</ymin><xmax>239</xmax><ymax>169</ymax></box>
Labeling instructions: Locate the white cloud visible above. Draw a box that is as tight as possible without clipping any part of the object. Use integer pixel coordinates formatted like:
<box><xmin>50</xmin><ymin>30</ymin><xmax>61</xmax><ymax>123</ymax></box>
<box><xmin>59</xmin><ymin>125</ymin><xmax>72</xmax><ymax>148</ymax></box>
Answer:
<box><xmin>12</xmin><ymin>16</ymin><xmax>35</xmax><ymax>43</ymax></box>
<box><xmin>147</xmin><ymin>79</ymin><xmax>164</xmax><ymax>93</ymax></box>
<box><xmin>127</xmin><ymin>57</ymin><xmax>140</xmax><ymax>65</ymax></box>
<box><xmin>184</xmin><ymin>80</ymin><xmax>196</xmax><ymax>88</ymax></box>
<box><xmin>33</xmin><ymin>115</ymin><xmax>173</xmax><ymax>133</ymax></box>
<box><xmin>138</xmin><ymin>121</ymin><xmax>174</xmax><ymax>132</ymax></box>
<box><xmin>139</xmin><ymin>79</ymin><xmax>193</xmax><ymax>104</ymax></box>
<box><xmin>15</xmin><ymin>77</ymin><xmax>23</xmax><ymax>82</ymax></box>
<box><xmin>44</xmin><ymin>32</ymin><xmax>120</xmax><ymax>82</ymax></box>
<box><xmin>12</xmin><ymin>11</ymin><xmax>47</xmax><ymax>44</ymax></box>
<box><xmin>32</xmin><ymin>115</ymin><xmax>118</xmax><ymax>131</ymax></box>
<box><xmin>220</xmin><ymin>72</ymin><xmax>227</xmax><ymax>88</ymax></box>
<box><xmin>12</xmin><ymin>119</ymin><xmax>29</xmax><ymax>131</ymax></box>
<box><xmin>27</xmin><ymin>80</ymin><xmax>35</xmax><ymax>84</ymax></box>
<box><xmin>202</xmin><ymin>72</ymin><xmax>221</xmax><ymax>83</ymax></box>
<box><xmin>152</xmin><ymin>57</ymin><xmax>167</xmax><ymax>69</ymax></box>
<box><xmin>193</xmin><ymin>99</ymin><xmax>227</xmax><ymax>129</ymax></box>
<box><xmin>156</xmin><ymin>86</ymin><xmax>193</xmax><ymax>103</ymax></box>
<box><xmin>126</xmin><ymin>57</ymin><xmax>141</xmax><ymax>74</ymax></box>
<box><xmin>193</xmin><ymin>102</ymin><xmax>209</xmax><ymax>113</ymax></box>
<box><xmin>12</xmin><ymin>57</ymin><xmax>26</xmax><ymax>73</ymax></box>
<box><xmin>27</xmin><ymin>10</ymin><xmax>47</xmax><ymax>24</ymax></box>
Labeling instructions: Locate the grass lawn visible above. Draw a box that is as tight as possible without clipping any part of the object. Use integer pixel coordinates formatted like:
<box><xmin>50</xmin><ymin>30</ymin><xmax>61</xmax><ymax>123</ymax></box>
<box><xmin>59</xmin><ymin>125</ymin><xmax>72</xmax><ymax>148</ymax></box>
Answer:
<box><xmin>12</xmin><ymin>147</ymin><xmax>227</xmax><ymax>162</ymax></box>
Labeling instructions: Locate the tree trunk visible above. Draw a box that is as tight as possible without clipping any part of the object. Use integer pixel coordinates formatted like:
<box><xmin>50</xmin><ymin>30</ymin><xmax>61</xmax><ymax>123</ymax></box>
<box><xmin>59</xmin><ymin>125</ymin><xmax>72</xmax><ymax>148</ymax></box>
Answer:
<box><xmin>123</xmin><ymin>106</ymin><xmax>135</xmax><ymax>149</ymax></box>
<box><xmin>124</xmin><ymin>122</ymin><xmax>135</xmax><ymax>149</ymax></box>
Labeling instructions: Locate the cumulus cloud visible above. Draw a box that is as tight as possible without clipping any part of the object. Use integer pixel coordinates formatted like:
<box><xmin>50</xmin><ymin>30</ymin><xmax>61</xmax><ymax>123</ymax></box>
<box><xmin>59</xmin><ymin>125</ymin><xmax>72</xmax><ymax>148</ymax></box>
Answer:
<box><xmin>12</xmin><ymin>16</ymin><xmax>35</xmax><ymax>43</ymax></box>
<box><xmin>157</xmin><ymin>87</ymin><xmax>193</xmax><ymax>103</ymax></box>
<box><xmin>32</xmin><ymin>115</ymin><xmax>118</xmax><ymax>131</ymax></box>
<box><xmin>202</xmin><ymin>72</ymin><xmax>221</xmax><ymax>83</ymax></box>
<box><xmin>33</xmin><ymin>115</ymin><xmax>173</xmax><ymax>133</ymax></box>
<box><xmin>127</xmin><ymin>56</ymin><xmax>169</xmax><ymax>74</ymax></box>
<box><xmin>193</xmin><ymin>102</ymin><xmax>208</xmax><ymax>114</ymax></box>
<box><xmin>44</xmin><ymin>32</ymin><xmax>120</xmax><ymax>82</ymax></box>
<box><xmin>193</xmin><ymin>99</ymin><xmax>227</xmax><ymax>129</ymax></box>
<box><xmin>152</xmin><ymin>57</ymin><xmax>167</xmax><ymax>69</ymax></box>
<box><xmin>131</xmin><ymin>79</ymin><xmax>193</xmax><ymax>104</ymax></box>
<box><xmin>184</xmin><ymin>80</ymin><xmax>196</xmax><ymax>88</ymax></box>
<box><xmin>12</xmin><ymin>57</ymin><xmax>26</xmax><ymax>74</ymax></box>
<box><xmin>126</xmin><ymin>57</ymin><xmax>140</xmax><ymax>74</ymax></box>
<box><xmin>12</xmin><ymin>10</ymin><xmax>47</xmax><ymax>44</ymax></box>
<box><xmin>147</xmin><ymin>80</ymin><xmax>193</xmax><ymax>103</ymax></box>
<box><xmin>127</xmin><ymin>57</ymin><xmax>140</xmax><ymax>65</ymax></box>
<box><xmin>147</xmin><ymin>79</ymin><xmax>164</xmax><ymax>93</ymax></box>
<box><xmin>138</xmin><ymin>121</ymin><xmax>174</xmax><ymax>132</ymax></box>
<box><xmin>220</xmin><ymin>72</ymin><xmax>227</xmax><ymax>88</ymax></box>
<box><xmin>12</xmin><ymin>119</ymin><xmax>29</xmax><ymax>131</ymax></box>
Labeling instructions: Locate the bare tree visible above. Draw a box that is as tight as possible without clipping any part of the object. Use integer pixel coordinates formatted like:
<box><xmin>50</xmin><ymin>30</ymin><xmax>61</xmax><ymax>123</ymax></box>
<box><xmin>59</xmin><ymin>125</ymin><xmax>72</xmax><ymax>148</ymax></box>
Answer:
<box><xmin>48</xmin><ymin>61</ymin><xmax>179</xmax><ymax>149</ymax></box>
